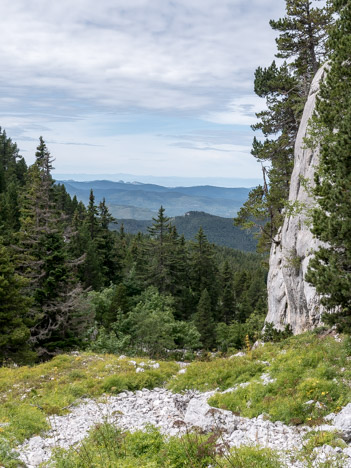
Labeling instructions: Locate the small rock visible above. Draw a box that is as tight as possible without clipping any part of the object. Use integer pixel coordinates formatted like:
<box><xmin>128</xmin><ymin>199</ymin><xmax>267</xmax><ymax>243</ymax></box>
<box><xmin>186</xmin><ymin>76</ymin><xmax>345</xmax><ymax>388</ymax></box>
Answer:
<box><xmin>334</xmin><ymin>403</ymin><xmax>351</xmax><ymax>441</ymax></box>
<box><xmin>252</xmin><ymin>340</ymin><xmax>264</xmax><ymax>350</ymax></box>
<box><xmin>230</xmin><ymin>351</ymin><xmax>246</xmax><ymax>358</ymax></box>
<box><xmin>260</xmin><ymin>373</ymin><xmax>276</xmax><ymax>385</ymax></box>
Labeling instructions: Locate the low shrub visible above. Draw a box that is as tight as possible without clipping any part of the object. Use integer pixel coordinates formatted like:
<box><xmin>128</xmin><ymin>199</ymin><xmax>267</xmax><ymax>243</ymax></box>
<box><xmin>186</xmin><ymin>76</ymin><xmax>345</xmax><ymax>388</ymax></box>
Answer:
<box><xmin>171</xmin><ymin>333</ymin><xmax>351</xmax><ymax>426</ymax></box>
<box><xmin>168</xmin><ymin>357</ymin><xmax>265</xmax><ymax>392</ymax></box>
<box><xmin>51</xmin><ymin>424</ymin><xmax>283</xmax><ymax>468</ymax></box>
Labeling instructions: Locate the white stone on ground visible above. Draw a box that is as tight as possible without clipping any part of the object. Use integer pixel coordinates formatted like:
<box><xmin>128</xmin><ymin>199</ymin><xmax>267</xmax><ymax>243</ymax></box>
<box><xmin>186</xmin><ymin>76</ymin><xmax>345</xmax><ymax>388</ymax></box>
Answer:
<box><xmin>17</xmin><ymin>388</ymin><xmax>351</xmax><ymax>468</ymax></box>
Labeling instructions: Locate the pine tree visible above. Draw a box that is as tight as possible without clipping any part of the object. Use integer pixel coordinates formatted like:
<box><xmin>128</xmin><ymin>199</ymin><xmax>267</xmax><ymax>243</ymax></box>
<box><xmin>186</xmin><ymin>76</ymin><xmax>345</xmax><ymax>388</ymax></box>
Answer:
<box><xmin>270</xmin><ymin>0</ymin><xmax>333</xmax><ymax>89</ymax></box>
<box><xmin>235</xmin><ymin>0</ymin><xmax>333</xmax><ymax>250</ymax></box>
<box><xmin>306</xmin><ymin>0</ymin><xmax>351</xmax><ymax>331</ymax></box>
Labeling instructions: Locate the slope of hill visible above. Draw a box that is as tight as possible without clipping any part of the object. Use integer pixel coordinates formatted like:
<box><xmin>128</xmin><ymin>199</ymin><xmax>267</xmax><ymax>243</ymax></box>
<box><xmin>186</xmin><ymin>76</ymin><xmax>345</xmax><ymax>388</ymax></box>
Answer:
<box><xmin>114</xmin><ymin>211</ymin><xmax>257</xmax><ymax>252</ymax></box>
<box><xmin>59</xmin><ymin>180</ymin><xmax>251</xmax><ymax>219</ymax></box>
<box><xmin>4</xmin><ymin>333</ymin><xmax>351</xmax><ymax>467</ymax></box>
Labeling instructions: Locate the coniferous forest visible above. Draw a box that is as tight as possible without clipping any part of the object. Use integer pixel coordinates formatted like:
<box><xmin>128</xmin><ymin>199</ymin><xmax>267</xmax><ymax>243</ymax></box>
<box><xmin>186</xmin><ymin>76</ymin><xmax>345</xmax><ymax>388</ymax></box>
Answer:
<box><xmin>0</xmin><ymin>133</ymin><xmax>268</xmax><ymax>363</ymax></box>
<box><xmin>2</xmin><ymin>0</ymin><xmax>350</xmax><ymax>364</ymax></box>
<box><xmin>3</xmin><ymin>1</ymin><xmax>351</xmax><ymax>467</ymax></box>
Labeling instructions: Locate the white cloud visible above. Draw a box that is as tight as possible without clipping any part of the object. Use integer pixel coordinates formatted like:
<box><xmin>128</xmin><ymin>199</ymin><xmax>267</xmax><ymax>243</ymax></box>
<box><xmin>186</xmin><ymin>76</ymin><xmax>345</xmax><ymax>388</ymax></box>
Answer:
<box><xmin>0</xmin><ymin>0</ymin><xmax>285</xmax><ymax>114</ymax></box>
<box><xmin>203</xmin><ymin>95</ymin><xmax>266</xmax><ymax>126</ymax></box>
<box><xmin>0</xmin><ymin>0</ymin><xmax>286</xmax><ymax>179</ymax></box>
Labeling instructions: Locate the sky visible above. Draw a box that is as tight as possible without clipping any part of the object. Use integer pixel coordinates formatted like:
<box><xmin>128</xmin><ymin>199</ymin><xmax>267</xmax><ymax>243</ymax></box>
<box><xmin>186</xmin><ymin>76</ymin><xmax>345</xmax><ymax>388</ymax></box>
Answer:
<box><xmin>0</xmin><ymin>0</ymin><xmax>286</xmax><ymax>186</ymax></box>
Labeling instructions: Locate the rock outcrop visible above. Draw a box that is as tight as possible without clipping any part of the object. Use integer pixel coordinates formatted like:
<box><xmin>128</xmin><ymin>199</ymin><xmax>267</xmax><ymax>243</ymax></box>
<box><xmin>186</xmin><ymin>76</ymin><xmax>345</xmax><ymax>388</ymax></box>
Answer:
<box><xmin>266</xmin><ymin>65</ymin><xmax>328</xmax><ymax>333</ymax></box>
<box><xmin>15</xmin><ymin>388</ymin><xmax>312</xmax><ymax>467</ymax></box>
<box><xmin>17</xmin><ymin>387</ymin><xmax>351</xmax><ymax>467</ymax></box>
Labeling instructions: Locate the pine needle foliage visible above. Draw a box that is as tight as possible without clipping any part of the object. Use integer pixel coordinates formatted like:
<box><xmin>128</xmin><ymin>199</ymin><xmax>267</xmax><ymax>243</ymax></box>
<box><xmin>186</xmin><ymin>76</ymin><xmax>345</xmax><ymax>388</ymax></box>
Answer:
<box><xmin>306</xmin><ymin>0</ymin><xmax>351</xmax><ymax>331</ymax></box>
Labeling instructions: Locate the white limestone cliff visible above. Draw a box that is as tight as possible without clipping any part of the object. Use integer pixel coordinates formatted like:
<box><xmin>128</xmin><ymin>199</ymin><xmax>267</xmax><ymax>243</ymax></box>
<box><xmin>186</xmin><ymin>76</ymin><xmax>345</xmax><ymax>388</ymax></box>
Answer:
<box><xmin>265</xmin><ymin>65</ymin><xmax>328</xmax><ymax>333</ymax></box>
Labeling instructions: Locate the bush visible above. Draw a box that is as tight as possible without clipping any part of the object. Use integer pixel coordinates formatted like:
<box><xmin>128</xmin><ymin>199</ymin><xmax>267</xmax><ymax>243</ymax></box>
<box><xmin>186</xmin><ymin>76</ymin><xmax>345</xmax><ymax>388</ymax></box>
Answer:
<box><xmin>51</xmin><ymin>424</ymin><xmax>283</xmax><ymax>468</ymax></box>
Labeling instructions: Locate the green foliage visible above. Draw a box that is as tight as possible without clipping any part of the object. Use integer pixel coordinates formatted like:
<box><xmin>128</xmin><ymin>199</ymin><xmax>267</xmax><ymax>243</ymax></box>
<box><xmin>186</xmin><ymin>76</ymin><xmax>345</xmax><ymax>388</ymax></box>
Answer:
<box><xmin>51</xmin><ymin>423</ymin><xmax>282</xmax><ymax>468</ymax></box>
<box><xmin>0</xmin><ymin>127</ymin><xmax>267</xmax><ymax>359</ymax></box>
<box><xmin>224</xmin><ymin>445</ymin><xmax>282</xmax><ymax>468</ymax></box>
<box><xmin>235</xmin><ymin>1</ymin><xmax>333</xmax><ymax>251</ymax></box>
<box><xmin>128</xmin><ymin>287</ymin><xmax>201</xmax><ymax>357</ymax></box>
<box><xmin>0</xmin><ymin>127</ymin><xmax>27</xmax><ymax>241</ymax></box>
<box><xmin>262</xmin><ymin>322</ymin><xmax>293</xmax><ymax>343</ymax></box>
<box><xmin>88</xmin><ymin>286</ymin><xmax>201</xmax><ymax>357</ymax></box>
<box><xmin>0</xmin><ymin>352</ymin><xmax>178</xmax><ymax>444</ymax></box>
<box><xmin>15</xmin><ymin>138</ymin><xmax>89</xmax><ymax>355</ymax></box>
<box><xmin>194</xmin><ymin>289</ymin><xmax>215</xmax><ymax>349</ymax></box>
<box><xmin>0</xmin><ymin>438</ymin><xmax>22</xmax><ymax>468</ymax></box>
<box><xmin>303</xmin><ymin>430</ymin><xmax>346</xmax><ymax>454</ymax></box>
<box><xmin>215</xmin><ymin>313</ymin><xmax>266</xmax><ymax>353</ymax></box>
<box><xmin>269</xmin><ymin>0</ymin><xmax>333</xmax><ymax>81</ymax></box>
<box><xmin>118</xmin><ymin>211</ymin><xmax>258</xmax><ymax>252</ymax></box>
<box><xmin>0</xmin><ymin>241</ymin><xmax>34</xmax><ymax>364</ymax></box>
<box><xmin>306</xmin><ymin>0</ymin><xmax>351</xmax><ymax>331</ymax></box>
<box><xmin>88</xmin><ymin>324</ymin><xmax>131</xmax><ymax>355</ymax></box>
<box><xmin>169</xmin><ymin>356</ymin><xmax>265</xmax><ymax>393</ymax></box>
<box><xmin>7</xmin><ymin>404</ymin><xmax>49</xmax><ymax>443</ymax></box>
<box><xmin>189</xmin><ymin>227</ymin><xmax>219</xmax><ymax>310</ymax></box>
<box><xmin>209</xmin><ymin>333</ymin><xmax>351</xmax><ymax>425</ymax></box>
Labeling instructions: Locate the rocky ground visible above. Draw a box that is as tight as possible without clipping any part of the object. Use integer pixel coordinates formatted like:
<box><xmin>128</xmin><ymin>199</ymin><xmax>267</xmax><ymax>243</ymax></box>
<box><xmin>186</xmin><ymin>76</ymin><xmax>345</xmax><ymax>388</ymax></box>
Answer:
<box><xmin>17</xmin><ymin>386</ymin><xmax>351</xmax><ymax>467</ymax></box>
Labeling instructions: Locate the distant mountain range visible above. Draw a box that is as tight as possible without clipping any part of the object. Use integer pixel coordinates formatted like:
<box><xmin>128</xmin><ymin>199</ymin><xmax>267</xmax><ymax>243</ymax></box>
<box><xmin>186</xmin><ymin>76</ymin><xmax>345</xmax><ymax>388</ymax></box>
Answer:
<box><xmin>54</xmin><ymin>173</ymin><xmax>262</xmax><ymax>187</ymax></box>
<box><xmin>113</xmin><ymin>211</ymin><xmax>257</xmax><ymax>252</ymax></box>
<box><xmin>59</xmin><ymin>179</ymin><xmax>251</xmax><ymax>219</ymax></box>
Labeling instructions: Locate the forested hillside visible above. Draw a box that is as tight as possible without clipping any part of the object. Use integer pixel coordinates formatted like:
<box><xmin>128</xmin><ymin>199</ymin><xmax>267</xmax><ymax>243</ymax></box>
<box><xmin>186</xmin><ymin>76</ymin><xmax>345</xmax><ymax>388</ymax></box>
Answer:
<box><xmin>113</xmin><ymin>211</ymin><xmax>257</xmax><ymax>252</ymax></box>
<box><xmin>0</xmin><ymin>132</ymin><xmax>267</xmax><ymax>364</ymax></box>
<box><xmin>60</xmin><ymin>179</ymin><xmax>251</xmax><ymax>219</ymax></box>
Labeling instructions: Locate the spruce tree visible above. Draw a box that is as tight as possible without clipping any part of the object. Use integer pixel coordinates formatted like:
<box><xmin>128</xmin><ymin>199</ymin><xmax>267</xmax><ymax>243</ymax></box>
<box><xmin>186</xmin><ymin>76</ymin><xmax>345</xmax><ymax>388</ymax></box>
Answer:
<box><xmin>79</xmin><ymin>190</ymin><xmax>104</xmax><ymax>289</ymax></box>
<box><xmin>104</xmin><ymin>283</ymin><xmax>130</xmax><ymax>327</ymax></box>
<box><xmin>96</xmin><ymin>198</ymin><xmax>122</xmax><ymax>285</ymax></box>
<box><xmin>0</xmin><ymin>241</ymin><xmax>34</xmax><ymax>363</ymax></box>
<box><xmin>189</xmin><ymin>227</ymin><xmax>219</xmax><ymax>311</ymax></box>
<box><xmin>0</xmin><ymin>128</ymin><xmax>27</xmax><ymax>240</ymax></box>
<box><xmin>306</xmin><ymin>0</ymin><xmax>351</xmax><ymax>331</ymax></box>
<box><xmin>195</xmin><ymin>289</ymin><xmax>215</xmax><ymax>349</ymax></box>
<box><xmin>220</xmin><ymin>261</ymin><xmax>237</xmax><ymax>324</ymax></box>
<box><xmin>16</xmin><ymin>138</ymin><xmax>87</xmax><ymax>353</ymax></box>
<box><xmin>147</xmin><ymin>206</ymin><xmax>173</xmax><ymax>292</ymax></box>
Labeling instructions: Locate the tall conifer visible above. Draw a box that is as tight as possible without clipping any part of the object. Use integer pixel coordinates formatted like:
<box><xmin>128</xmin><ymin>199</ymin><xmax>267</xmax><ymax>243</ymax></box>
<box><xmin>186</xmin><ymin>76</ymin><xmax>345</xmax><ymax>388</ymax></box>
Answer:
<box><xmin>306</xmin><ymin>0</ymin><xmax>351</xmax><ymax>330</ymax></box>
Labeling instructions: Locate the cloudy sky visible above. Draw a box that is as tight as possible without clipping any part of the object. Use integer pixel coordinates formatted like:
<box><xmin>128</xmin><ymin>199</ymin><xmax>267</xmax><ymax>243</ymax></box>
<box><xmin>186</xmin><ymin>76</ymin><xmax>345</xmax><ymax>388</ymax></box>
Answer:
<box><xmin>0</xmin><ymin>0</ymin><xmax>286</xmax><ymax>185</ymax></box>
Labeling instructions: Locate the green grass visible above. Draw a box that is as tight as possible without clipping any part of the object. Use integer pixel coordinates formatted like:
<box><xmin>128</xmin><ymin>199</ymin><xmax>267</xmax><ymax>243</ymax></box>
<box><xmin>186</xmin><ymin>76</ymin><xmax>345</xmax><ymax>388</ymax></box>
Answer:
<box><xmin>51</xmin><ymin>423</ymin><xmax>283</xmax><ymax>468</ymax></box>
<box><xmin>170</xmin><ymin>333</ymin><xmax>351</xmax><ymax>425</ymax></box>
<box><xmin>2</xmin><ymin>332</ymin><xmax>351</xmax><ymax>466</ymax></box>
<box><xmin>168</xmin><ymin>356</ymin><xmax>265</xmax><ymax>392</ymax></box>
<box><xmin>0</xmin><ymin>353</ymin><xmax>178</xmax><ymax>444</ymax></box>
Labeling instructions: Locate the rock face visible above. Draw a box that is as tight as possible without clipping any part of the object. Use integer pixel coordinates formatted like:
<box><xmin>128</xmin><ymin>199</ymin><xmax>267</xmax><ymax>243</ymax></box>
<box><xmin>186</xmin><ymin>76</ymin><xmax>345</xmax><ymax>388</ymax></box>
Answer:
<box><xmin>266</xmin><ymin>65</ymin><xmax>328</xmax><ymax>333</ymax></box>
